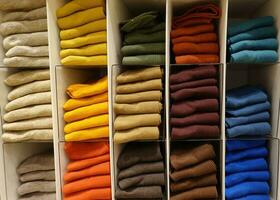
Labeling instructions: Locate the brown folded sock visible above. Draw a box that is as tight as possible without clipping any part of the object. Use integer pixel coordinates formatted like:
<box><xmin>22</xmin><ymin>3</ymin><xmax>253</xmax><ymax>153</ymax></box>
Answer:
<box><xmin>171</xmin><ymin>186</ymin><xmax>218</xmax><ymax>200</ymax></box>
<box><xmin>119</xmin><ymin>172</ymin><xmax>165</xmax><ymax>190</ymax></box>
<box><xmin>116</xmin><ymin>185</ymin><xmax>163</xmax><ymax>199</ymax></box>
<box><xmin>172</xmin><ymin>125</ymin><xmax>220</xmax><ymax>139</ymax></box>
<box><xmin>171</xmin><ymin>99</ymin><xmax>219</xmax><ymax>116</ymax></box>
<box><xmin>170</xmin><ymin>160</ymin><xmax>217</xmax><ymax>182</ymax></box>
<box><xmin>116</xmin><ymin>79</ymin><xmax>162</xmax><ymax>94</ymax></box>
<box><xmin>171</xmin><ymin>173</ymin><xmax>217</xmax><ymax>193</ymax></box>
<box><xmin>170</xmin><ymin>78</ymin><xmax>217</xmax><ymax>92</ymax></box>
<box><xmin>115</xmin><ymin>91</ymin><xmax>162</xmax><ymax>104</ymax></box>
<box><xmin>170</xmin><ymin>66</ymin><xmax>217</xmax><ymax>84</ymax></box>
<box><xmin>171</xmin><ymin>144</ymin><xmax>216</xmax><ymax>170</ymax></box>
<box><xmin>117</xmin><ymin>142</ymin><xmax>163</xmax><ymax>170</ymax></box>
<box><xmin>114</xmin><ymin>101</ymin><xmax>162</xmax><ymax>115</ymax></box>
<box><xmin>171</xmin><ymin>112</ymin><xmax>219</xmax><ymax>127</ymax></box>
<box><xmin>173</xmin><ymin>42</ymin><xmax>219</xmax><ymax>56</ymax></box>
<box><xmin>171</xmin><ymin>86</ymin><xmax>219</xmax><ymax>101</ymax></box>
<box><xmin>118</xmin><ymin>161</ymin><xmax>164</xmax><ymax>180</ymax></box>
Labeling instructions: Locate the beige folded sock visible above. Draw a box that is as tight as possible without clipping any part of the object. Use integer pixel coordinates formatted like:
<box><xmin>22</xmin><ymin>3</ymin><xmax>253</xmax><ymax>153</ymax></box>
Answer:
<box><xmin>117</xmin><ymin>79</ymin><xmax>162</xmax><ymax>94</ymax></box>
<box><xmin>2</xmin><ymin>129</ymin><xmax>53</xmax><ymax>142</ymax></box>
<box><xmin>0</xmin><ymin>0</ymin><xmax>45</xmax><ymax>11</ymax></box>
<box><xmin>6</xmin><ymin>46</ymin><xmax>49</xmax><ymax>57</ymax></box>
<box><xmin>17</xmin><ymin>181</ymin><xmax>56</xmax><ymax>196</ymax></box>
<box><xmin>114</xmin><ymin>101</ymin><xmax>162</xmax><ymax>115</ymax></box>
<box><xmin>115</xmin><ymin>91</ymin><xmax>162</xmax><ymax>104</ymax></box>
<box><xmin>19</xmin><ymin>192</ymin><xmax>56</xmax><ymax>200</ymax></box>
<box><xmin>20</xmin><ymin>170</ymin><xmax>55</xmax><ymax>182</ymax></box>
<box><xmin>4</xmin><ymin>57</ymin><xmax>49</xmax><ymax>67</ymax></box>
<box><xmin>2</xmin><ymin>7</ymin><xmax>47</xmax><ymax>22</ymax></box>
<box><xmin>3</xmin><ymin>117</ymin><xmax>52</xmax><ymax>131</ymax></box>
<box><xmin>114</xmin><ymin>114</ymin><xmax>161</xmax><ymax>131</ymax></box>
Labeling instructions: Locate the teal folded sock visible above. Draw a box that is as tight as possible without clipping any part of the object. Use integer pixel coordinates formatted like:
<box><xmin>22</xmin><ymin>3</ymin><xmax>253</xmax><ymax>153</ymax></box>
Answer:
<box><xmin>123</xmin><ymin>31</ymin><xmax>165</xmax><ymax>45</ymax></box>
<box><xmin>121</xmin><ymin>43</ymin><xmax>165</xmax><ymax>56</ymax></box>
<box><xmin>230</xmin><ymin>50</ymin><xmax>278</xmax><ymax>63</ymax></box>
<box><xmin>122</xmin><ymin>55</ymin><xmax>165</xmax><ymax>65</ymax></box>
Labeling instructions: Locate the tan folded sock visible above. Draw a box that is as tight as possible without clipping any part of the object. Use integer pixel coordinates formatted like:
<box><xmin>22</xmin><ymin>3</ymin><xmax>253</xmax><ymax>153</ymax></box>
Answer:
<box><xmin>115</xmin><ymin>91</ymin><xmax>162</xmax><ymax>104</ymax></box>
<box><xmin>19</xmin><ymin>192</ymin><xmax>56</xmax><ymax>200</ymax></box>
<box><xmin>6</xmin><ymin>46</ymin><xmax>49</xmax><ymax>57</ymax></box>
<box><xmin>3</xmin><ymin>117</ymin><xmax>52</xmax><ymax>131</ymax></box>
<box><xmin>116</xmin><ymin>79</ymin><xmax>162</xmax><ymax>94</ymax></box>
<box><xmin>0</xmin><ymin>0</ymin><xmax>45</xmax><ymax>11</ymax></box>
<box><xmin>114</xmin><ymin>101</ymin><xmax>162</xmax><ymax>115</ymax></box>
<box><xmin>17</xmin><ymin>181</ymin><xmax>56</xmax><ymax>196</ymax></box>
<box><xmin>3</xmin><ymin>56</ymin><xmax>49</xmax><ymax>67</ymax></box>
<box><xmin>2</xmin><ymin>129</ymin><xmax>53</xmax><ymax>142</ymax></box>
<box><xmin>20</xmin><ymin>170</ymin><xmax>55</xmax><ymax>182</ymax></box>
<box><xmin>2</xmin><ymin>7</ymin><xmax>47</xmax><ymax>22</ymax></box>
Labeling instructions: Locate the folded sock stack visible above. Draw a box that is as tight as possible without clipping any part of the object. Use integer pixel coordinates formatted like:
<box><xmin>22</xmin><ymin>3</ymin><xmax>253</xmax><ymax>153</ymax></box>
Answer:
<box><xmin>0</xmin><ymin>0</ymin><xmax>49</xmax><ymax>67</ymax></box>
<box><xmin>116</xmin><ymin>142</ymin><xmax>165</xmax><ymax>199</ymax></box>
<box><xmin>64</xmin><ymin>76</ymin><xmax>109</xmax><ymax>141</ymax></box>
<box><xmin>2</xmin><ymin>69</ymin><xmax>53</xmax><ymax>142</ymax></box>
<box><xmin>114</xmin><ymin>67</ymin><xmax>163</xmax><ymax>143</ymax></box>
<box><xmin>170</xmin><ymin>143</ymin><xmax>218</xmax><ymax>200</ymax></box>
<box><xmin>56</xmin><ymin>0</ymin><xmax>107</xmax><ymax>66</ymax></box>
<box><xmin>17</xmin><ymin>152</ymin><xmax>56</xmax><ymax>200</ymax></box>
<box><xmin>63</xmin><ymin>141</ymin><xmax>111</xmax><ymax>200</ymax></box>
<box><xmin>228</xmin><ymin>16</ymin><xmax>279</xmax><ymax>63</ymax></box>
<box><xmin>171</xmin><ymin>4</ymin><xmax>220</xmax><ymax>64</ymax></box>
<box><xmin>170</xmin><ymin>65</ymin><xmax>220</xmax><ymax>139</ymax></box>
<box><xmin>226</xmin><ymin>140</ymin><xmax>270</xmax><ymax>199</ymax></box>
<box><xmin>226</xmin><ymin>86</ymin><xmax>271</xmax><ymax>138</ymax></box>
<box><xmin>121</xmin><ymin>11</ymin><xmax>165</xmax><ymax>65</ymax></box>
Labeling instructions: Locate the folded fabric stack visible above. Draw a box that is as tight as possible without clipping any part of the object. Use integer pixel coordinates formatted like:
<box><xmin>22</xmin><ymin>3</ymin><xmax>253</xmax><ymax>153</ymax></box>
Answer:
<box><xmin>226</xmin><ymin>140</ymin><xmax>270</xmax><ymax>199</ymax></box>
<box><xmin>228</xmin><ymin>16</ymin><xmax>279</xmax><ymax>63</ymax></box>
<box><xmin>63</xmin><ymin>141</ymin><xmax>111</xmax><ymax>200</ymax></box>
<box><xmin>64</xmin><ymin>76</ymin><xmax>109</xmax><ymax>141</ymax></box>
<box><xmin>114</xmin><ymin>67</ymin><xmax>163</xmax><ymax>143</ymax></box>
<box><xmin>116</xmin><ymin>142</ymin><xmax>165</xmax><ymax>199</ymax></box>
<box><xmin>121</xmin><ymin>11</ymin><xmax>165</xmax><ymax>65</ymax></box>
<box><xmin>17</xmin><ymin>152</ymin><xmax>56</xmax><ymax>200</ymax></box>
<box><xmin>0</xmin><ymin>0</ymin><xmax>49</xmax><ymax>67</ymax></box>
<box><xmin>171</xmin><ymin>4</ymin><xmax>220</xmax><ymax>64</ymax></box>
<box><xmin>56</xmin><ymin>0</ymin><xmax>107</xmax><ymax>66</ymax></box>
<box><xmin>170</xmin><ymin>143</ymin><xmax>218</xmax><ymax>200</ymax></box>
<box><xmin>170</xmin><ymin>65</ymin><xmax>220</xmax><ymax>139</ymax></box>
<box><xmin>226</xmin><ymin>86</ymin><xmax>271</xmax><ymax>138</ymax></box>
<box><xmin>2</xmin><ymin>69</ymin><xmax>53</xmax><ymax>142</ymax></box>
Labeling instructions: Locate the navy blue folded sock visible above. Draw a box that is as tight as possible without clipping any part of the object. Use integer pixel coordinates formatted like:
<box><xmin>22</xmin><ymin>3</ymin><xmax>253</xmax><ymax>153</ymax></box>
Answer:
<box><xmin>226</xmin><ymin>171</ymin><xmax>270</xmax><ymax>187</ymax></box>
<box><xmin>226</xmin><ymin>112</ymin><xmax>270</xmax><ymax>128</ymax></box>
<box><xmin>234</xmin><ymin>194</ymin><xmax>270</xmax><ymax>200</ymax></box>
<box><xmin>226</xmin><ymin>158</ymin><xmax>268</xmax><ymax>174</ymax></box>
<box><xmin>230</xmin><ymin>50</ymin><xmax>278</xmax><ymax>64</ymax></box>
<box><xmin>226</xmin><ymin>101</ymin><xmax>270</xmax><ymax>117</ymax></box>
<box><xmin>226</xmin><ymin>140</ymin><xmax>266</xmax><ymax>151</ymax></box>
<box><xmin>226</xmin><ymin>146</ymin><xmax>268</xmax><ymax>163</ymax></box>
<box><xmin>226</xmin><ymin>122</ymin><xmax>271</xmax><ymax>138</ymax></box>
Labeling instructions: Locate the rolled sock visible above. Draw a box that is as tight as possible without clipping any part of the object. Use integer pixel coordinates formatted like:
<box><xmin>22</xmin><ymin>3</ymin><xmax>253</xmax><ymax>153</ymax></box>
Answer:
<box><xmin>226</xmin><ymin>158</ymin><xmax>268</xmax><ymax>174</ymax></box>
<box><xmin>226</xmin><ymin>112</ymin><xmax>270</xmax><ymax>128</ymax></box>
<box><xmin>227</xmin><ymin>122</ymin><xmax>271</xmax><ymax>137</ymax></box>
<box><xmin>226</xmin><ymin>101</ymin><xmax>270</xmax><ymax>117</ymax></box>
<box><xmin>226</xmin><ymin>140</ymin><xmax>266</xmax><ymax>151</ymax></box>
<box><xmin>226</xmin><ymin>146</ymin><xmax>268</xmax><ymax>163</ymax></box>
<box><xmin>225</xmin><ymin>171</ymin><xmax>270</xmax><ymax>187</ymax></box>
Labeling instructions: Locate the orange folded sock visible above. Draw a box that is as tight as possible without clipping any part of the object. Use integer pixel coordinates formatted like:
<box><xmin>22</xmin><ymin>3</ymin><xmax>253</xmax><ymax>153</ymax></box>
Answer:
<box><xmin>64</xmin><ymin>161</ymin><xmax>110</xmax><ymax>183</ymax></box>
<box><xmin>172</xmin><ymin>33</ymin><xmax>217</xmax><ymax>44</ymax></box>
<box><xmin>64</xmin><ymin>187</ymin><xmax>111</xmax><ymax>200</ymax></box>
<box><xmin>173</xmin><ymin>42</ymin><xmax>219</xmax><ymax>56</ymax></box>
<box><xmin>67</xmin><ymin>154</ymin><xmax>110</xmax><ymax>172</ymax></box>
<box><xmin>171</xmin><ymin>24</ymin><xmax>214</xmax><ymax>38</ymax></box>
<box><xmin>63</xmin><ymin>175</ymin><xmax>111</xmax><ymax>195</ymax></box>
<box><xmin>176</xmin><ymin>54</ymin><xmax>219</xmax><ymax>64</ymax></box>
<box><xmin>64</xmin><ymin>141</ymin><xmax>109</xmax><ymax>160</ymax></box>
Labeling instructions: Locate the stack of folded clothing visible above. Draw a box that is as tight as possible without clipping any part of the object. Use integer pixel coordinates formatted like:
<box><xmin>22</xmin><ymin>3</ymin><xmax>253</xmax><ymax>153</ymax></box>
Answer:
<box><xmin>17</xmin><ymin>152</ymin><xmax>56</xmax><ymax>200</ymax></box>
<box><xmin>226</xmin><ymin>140</ymin><xmax>270</xmax><ymax>199</ymax></box>
<box><xmin>2</xmin><ymin>69</ymin><xmax>53</xmax><ymax>142</ymax></box>
<box><xmin>226</xmin><ymin>86</ymin><xmax>271</xmax><ymax>138</ymax></box>
<box><xmin>114</xmin><ymin>67</ymin><xmax>163</xmax><ymax>143</ymax></box>
<box><xmin>170</xmin><ymin>65</ymin><xmax>220</xmax><ymax>139</ymax></box>
<box><xmin>228</xmin><ymin>16</ymin><xmax>279</xmax><ymax>63</ymax></box>
<box><xmin>63</xmin><ymin>141</ymin><xmax>111</xmax><ymax>200</ymax></box>
<box><xmin>56</xmin><ymin>0</ymin><xmax>107</xmax><ymax>66</ymax></box>
<box><xmin>121</xmin><ymin>11</ymin><xmax>165</xmax><ymax>65</ymax></box>
<box><xmin>171</xmin><ymin>4</ymin><xmax>220</xmax><ymax>64</ymax></box>
<box><xmin>64</xmin><ymin>76</ymin><xmax>109</xmax><ymax>141</ymax></box>
<box><xmin>170</xmin><ymin>143</ymin><xmax>218</xmax><ymax>200</ymax></box>
<box><xmin>116</xmin><ymin>142</ymin><xmax>165</xmax><ymax>199</ymax></box>
<box><xmin>0</xmin><ymin>0</ymin><xmax>49</xmax><ymax>67</ymax></box>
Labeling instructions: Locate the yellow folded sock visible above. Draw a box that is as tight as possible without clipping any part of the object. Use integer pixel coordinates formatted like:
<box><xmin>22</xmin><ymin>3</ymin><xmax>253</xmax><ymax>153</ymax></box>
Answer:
<box><xmin>60</xmin><ymin>19</ymin><xmax>106</xmax><ymax>40</ymax></box>
<box><xmin>65</xmin><ymin>126</ymin><xmax>109</xmax><ymax>141</ymax></box>
<box><xmin>61</xmin><ymin>31</ymin><xmax>107</xmax><ymax>49</ymax></box>
<box><xmin>64</xmin><ymin>102</ymin><xmax>108</xmax><ymax>123</ymax></box>
<box><xmin>67</xmin><ymin>76</ymin><xmax>108</xmax><ymax>98</ymax></box>
<box><xmin>56</xmin><ymin>0</ymin><xmax>104</xmax><ymax>18</ymax></box>
<box><xmin>61</xmin><ymin>55</ymin><xmax>107</xmax><ymax>66</ymax></box>
<box><xmin>60</xmin><ymin>43</ymin><xmax>107</xmax><ymax>58</ymax></box>
<box><xmin>64</xmin><ymin>92</ymin><xmax>108</xmax><ymax>111</ymax></box>
<box><xmin>58</xmin><ymin>7</ymin><xmax>105</xmax><ymax>30</ymax></box>
<box><xmin>64</xmin><ymin>114</ymin><xmax>109</xmax><ymax>134</ymax></box>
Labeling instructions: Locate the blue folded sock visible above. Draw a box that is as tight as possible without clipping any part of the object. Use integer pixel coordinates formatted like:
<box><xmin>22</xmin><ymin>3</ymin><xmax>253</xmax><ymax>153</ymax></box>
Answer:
<box><xmin>227</xmin><ymin>122</ymin><xmax>271</xmax><ymax>138</ymax></box>
<box><xmin>227</xmin><ymin>140</ymin><xmax>266</xmax><ymax>151</ymax></box>
<box><xmin>226</xmin><ymin>171</ymin><xmax>270</xmax><ymax>187</ymax></box>
<box><xmin>228</xmin><ymin>16</ymin><xmax>274</xmax><ymax>37</ymax></box>
<box><xmin>226</xmin><ymin>101</ymin><xmax>270</xmax><ymax>117</ymax></box>
<box><xmin>228</xmin><ymin>26</ymin><xmax>277</xmax><ymax>44</ymax></box>
<box><xmin>226</xmin><ymin>112</ymin><xmax>270</xmax><ymax>128</ymax></box>
<box><xmin>229</xmin><ymin>38</ymin><xmax>278</xmax><ymax>54</ymax></box>
<box><xmin>230</xmin><ymin>50</ymin><xmax>278</xmax><ymax>64</ymax></box>
<box><xmin>234</xmin><ymin>194</ymin><xmax>270</xmax><ymax>200</ymax></box>
<box><xmin>226</xmin><ymin>86</ymin><xmax>268</xmax><ymax>109</ymax></box>
<box><xmin>226</xmin><ymin>181</ymin><xmax>270</xmax><ymax>199</ymax></box>
<box><xmin>226</xmin><ymin>158</ymin><xmax>268</xmax><ymax>174</ymax></box>
<box><xmin>226</xmin><ymin>146</ymin><xmax>268</xmax><ymax>163</ymax></box>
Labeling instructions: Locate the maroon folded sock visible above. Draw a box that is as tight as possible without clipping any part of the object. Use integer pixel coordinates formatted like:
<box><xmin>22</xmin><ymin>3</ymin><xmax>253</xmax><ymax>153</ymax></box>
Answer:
<box><xmin>170</xmin><ymin>78</ymin><xmax>217</xmax><ymax>92</ymax></box>
<box><xmin>172</xmin><ymin>125</ymin><xmax>220</xmax><ymax>139</ymax></box>
<box><xmin>170</xmin><ymin>66</ymin><xmax>217</xmax><ymax>84</ymax></box>
<box><xmin>171</xmin><ymin>99</ymin><xmax>219</xmax><ymax>116</ymax></box>
<box><xmin>171</xmin><ymin>86</ymin><xmax>219</xmax><ymax>101</ymax></box>
<box><xmin>171</xmin><ymin>112</ymin><xmax>220</xmax><ymax>126</ymax></box>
